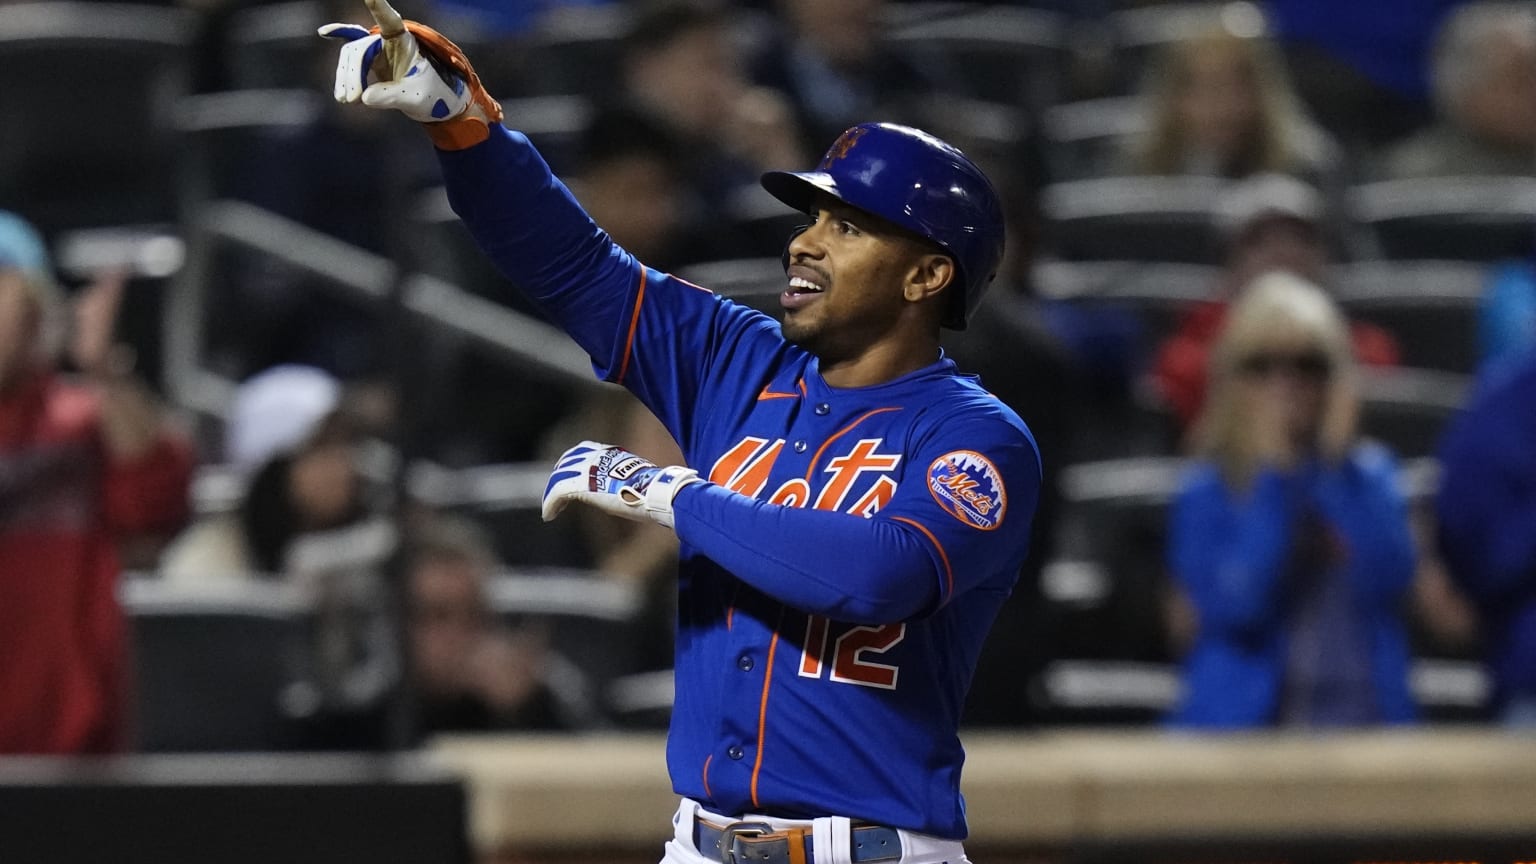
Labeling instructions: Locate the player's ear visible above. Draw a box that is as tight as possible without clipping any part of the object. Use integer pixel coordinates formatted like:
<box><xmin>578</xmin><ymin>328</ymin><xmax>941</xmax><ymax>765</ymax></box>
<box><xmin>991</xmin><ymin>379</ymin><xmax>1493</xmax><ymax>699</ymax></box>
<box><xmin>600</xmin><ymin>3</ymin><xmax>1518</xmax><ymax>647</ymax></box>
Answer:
<box><xmin>902</xmin><ymin>253</ymin><xmax>954</xmax><ymax>304</ymax></box>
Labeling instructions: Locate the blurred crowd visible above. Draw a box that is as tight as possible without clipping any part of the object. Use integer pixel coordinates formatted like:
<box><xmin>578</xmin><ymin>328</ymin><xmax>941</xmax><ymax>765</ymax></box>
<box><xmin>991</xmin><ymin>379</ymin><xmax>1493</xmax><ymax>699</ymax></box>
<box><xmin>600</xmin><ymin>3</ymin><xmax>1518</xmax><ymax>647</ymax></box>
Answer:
<box><xmin>3</xmin><ymin>0</ymin><xmax>1536</xmax><ymax>754</ymax></box>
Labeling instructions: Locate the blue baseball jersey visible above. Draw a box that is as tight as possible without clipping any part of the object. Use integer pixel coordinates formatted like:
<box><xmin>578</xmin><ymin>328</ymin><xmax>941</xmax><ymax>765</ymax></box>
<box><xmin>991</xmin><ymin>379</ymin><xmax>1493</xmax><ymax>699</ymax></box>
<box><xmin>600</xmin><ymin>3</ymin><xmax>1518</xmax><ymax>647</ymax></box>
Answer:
<box><xmin>439</xmin><ymin>126</ymin><xmax>1040</xmax><ymax>839</ymax></box>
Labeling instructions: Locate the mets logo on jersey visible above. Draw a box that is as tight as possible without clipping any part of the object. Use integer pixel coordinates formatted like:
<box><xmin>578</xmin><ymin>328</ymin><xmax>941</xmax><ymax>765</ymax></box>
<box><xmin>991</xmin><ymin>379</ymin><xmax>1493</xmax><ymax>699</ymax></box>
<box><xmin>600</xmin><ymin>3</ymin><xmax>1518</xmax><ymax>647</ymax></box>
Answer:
<box><xmin>927</xmin><ymin>450</ymin><xmax>1006</xmax><ymax>531</ymax></box>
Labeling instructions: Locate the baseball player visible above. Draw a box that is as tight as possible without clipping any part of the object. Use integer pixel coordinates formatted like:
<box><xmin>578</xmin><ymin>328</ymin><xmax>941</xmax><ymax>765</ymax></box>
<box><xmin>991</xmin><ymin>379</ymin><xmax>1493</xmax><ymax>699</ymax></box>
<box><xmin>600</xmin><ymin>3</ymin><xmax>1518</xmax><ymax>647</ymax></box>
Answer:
<box><xmin>322</xmin><ymin>4</ymin><xmax>1040</xmax><ymax>862</ymax></box>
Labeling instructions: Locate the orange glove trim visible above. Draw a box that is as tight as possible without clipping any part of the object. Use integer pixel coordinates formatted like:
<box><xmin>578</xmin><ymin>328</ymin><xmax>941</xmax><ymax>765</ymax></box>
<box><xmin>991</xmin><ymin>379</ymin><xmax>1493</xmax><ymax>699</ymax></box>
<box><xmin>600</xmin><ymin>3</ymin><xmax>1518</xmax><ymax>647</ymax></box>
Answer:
<box><xmin>368</xmin><ymin>20</ymin><xmax>504</xmax><ymax>151</ymax></box>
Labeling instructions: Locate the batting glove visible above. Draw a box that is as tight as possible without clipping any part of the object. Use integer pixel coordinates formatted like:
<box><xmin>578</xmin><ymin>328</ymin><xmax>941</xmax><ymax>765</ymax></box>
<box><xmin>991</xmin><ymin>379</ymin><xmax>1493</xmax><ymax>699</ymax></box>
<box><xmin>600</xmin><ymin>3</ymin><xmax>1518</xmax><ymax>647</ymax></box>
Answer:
<box><xmin>318</xmin><ymin>0</ymin><xmax>502</xmax><ymax>150</ymax></box>
<box><xmin>542</xmin><ymin>441</ymin><xmax>702</xmax><ymax>529</ymax></box>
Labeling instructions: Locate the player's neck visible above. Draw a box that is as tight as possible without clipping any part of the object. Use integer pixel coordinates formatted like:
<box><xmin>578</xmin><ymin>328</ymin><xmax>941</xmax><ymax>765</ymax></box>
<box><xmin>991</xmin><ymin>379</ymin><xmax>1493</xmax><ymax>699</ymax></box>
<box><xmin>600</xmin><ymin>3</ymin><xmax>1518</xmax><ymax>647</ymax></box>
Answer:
<box><xmin>817</xmin><ymin>335</ymin><xmax>941</xmax><ymax>389</ymax></box>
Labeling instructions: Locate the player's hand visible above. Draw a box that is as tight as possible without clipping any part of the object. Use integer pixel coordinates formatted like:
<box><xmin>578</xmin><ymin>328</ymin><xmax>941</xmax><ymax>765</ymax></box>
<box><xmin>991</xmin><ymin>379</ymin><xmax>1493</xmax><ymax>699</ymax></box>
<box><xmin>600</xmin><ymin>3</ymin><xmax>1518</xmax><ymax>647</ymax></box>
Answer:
<box><xmin>542</xmin><ymin>441</ymin><xmax>701</xmax><ymax>529</ymax></box>
<box><xmin>317</xmin><ymin>0</ymin><xmax>502</xmax><ymax>147</ymax></box>
<box><xmin>319</xmin><ymin>10</ymin><xmax>468</xmax><ymax>123</ymax></box>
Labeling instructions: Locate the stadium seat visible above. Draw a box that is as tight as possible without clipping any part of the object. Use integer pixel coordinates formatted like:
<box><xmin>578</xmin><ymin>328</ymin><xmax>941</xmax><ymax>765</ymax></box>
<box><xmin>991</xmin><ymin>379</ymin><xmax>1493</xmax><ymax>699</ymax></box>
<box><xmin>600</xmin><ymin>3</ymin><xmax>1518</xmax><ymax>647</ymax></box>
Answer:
<box><xmin>225</xmin><ymin>0</ymin><xmax>324</xmax><ymax>90</ymax></box>
<box><xmin>1349</xmin><ymin>177</ymin><xmax>1536</xmax><ymax>261</ymax></box>
<box><xmin>0</xmin><ymin>2</ymin><xmax>193</xmax><ymax>237</ymax></box>
<box><xmin>175</xmin><ymin>89</ymin><xmax>328</xmax><ymax>203</ymax></box>
<box><xmin>487</xmin><ymin>568</ymin><xmax>652</xmax><ymax>727</ymax></box>
<box><xmin>881</xmin><ymin>4</ymin><xmax>1071</xmax><ymax>109</ymax></box>
<box><xmin>518</xmin><ymin>4</ymin><xmax>631</xmax><ymax>99</ymax></box>
<box><xmin>1334</xmin><ymin>260</ymin><xmax>1486</xmax><ymax>374</ymax></box>
<box><xmin>1356</xmin><ymin>367</ymin><xmax>1470</xmax><ymax>460</ymax></box>
<box><xmin>124</xmin><ymin>578</ymin><xmax>312</xmax><ymax>751</ymax></box>
<box><xmin>1106</xmin><ymin>2</ymin><xmax>1266</xmax><ymax>94</ymax></box>
<box><xmin>1040</xmin><ymin>176</ymin><xmax>1227</xmax><ymax>262</ymax></box>
<box><xmin>1040</xmin><ymin>96</ymin><xmax>1147</xmax><ymax>181</ymax></box>
<box><xmin>1034</xmin><ymin>259</ymin><xmax>1220</xmax><ymax>345</ymax></box>
<box><xmin>1043</xmin><ymin>456</ymin><xmax>1185</xmax><ymax>722</ymax></box>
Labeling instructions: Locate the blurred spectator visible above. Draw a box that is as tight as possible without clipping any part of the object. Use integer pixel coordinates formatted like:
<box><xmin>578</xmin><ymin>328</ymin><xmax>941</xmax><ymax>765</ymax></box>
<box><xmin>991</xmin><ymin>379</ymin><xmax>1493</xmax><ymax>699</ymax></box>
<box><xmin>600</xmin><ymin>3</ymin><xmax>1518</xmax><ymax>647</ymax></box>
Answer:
<box><xmin>1153</xmin><ymin>174</ymin><xmax>1400</xmax><ymax>432</ymax></box>
<box><xmin>1125</xmin><ymin>29</ymin><xmax>1339</xmax><ymax>186</ymax></box>
<box><xmin>1437</xmin><ymin>350</ymin><xmax>1536</xmax><ymax>725</ymax></box>
<box><xmin>0</xmin><ymin>211</ymin><xmax>193</xmax><ymax>754</ymax></box>
<box><xmin>619</xmin><ymin>0</ymin><xmax>804</xmax><ymax>211</ymax></box>
<box><xmin>407</xmin><ymin>516</ymin><xmax>587</xmax><ymax>734</ymax></box>
<box><xmin>160</xmin><ymin>364</ymin><xmax>403</xmax><ymax>747</ymax></box>
<box><xmin>160</xmin><ymin>365</ymin><xmax>371</xmax><ymax>581</ymax></box>
<box><xmin>1384</xmin><ymin>4</ymin><xmax>1536</xmax><ymax>179</ymax></box>
<box><xmin>751</xmin><ymin>0</ymin><xmax>948</xmax><ymax>152</ymax></box>
<box><xmin>1166</xmin><ymin>272</ymin><xmax>1417</xmax><ymax>728</ymax></box>
<box><xmin>1266</xmin><ymin>0</ymin><xmax>1463</xmax><ymax>149</ymax></box>
<box><xmin>1478</xmin><ymin>261</ymin><xmax>1536</xmax><ymax>376</ymax></box>
<box><xmin>565</xmin><ymin>106</ymin><xmax>697</xmax><ymax>271</ymax></box>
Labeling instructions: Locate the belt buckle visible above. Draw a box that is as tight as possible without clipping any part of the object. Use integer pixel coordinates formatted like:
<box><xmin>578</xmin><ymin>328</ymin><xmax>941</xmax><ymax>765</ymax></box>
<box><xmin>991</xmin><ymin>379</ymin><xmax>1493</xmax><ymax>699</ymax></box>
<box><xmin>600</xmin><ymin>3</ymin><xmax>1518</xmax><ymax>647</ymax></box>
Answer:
<box><xmin>717</xmin><ymin>821</ymin><xmax>776</xmax><ymax>864</ymax></box>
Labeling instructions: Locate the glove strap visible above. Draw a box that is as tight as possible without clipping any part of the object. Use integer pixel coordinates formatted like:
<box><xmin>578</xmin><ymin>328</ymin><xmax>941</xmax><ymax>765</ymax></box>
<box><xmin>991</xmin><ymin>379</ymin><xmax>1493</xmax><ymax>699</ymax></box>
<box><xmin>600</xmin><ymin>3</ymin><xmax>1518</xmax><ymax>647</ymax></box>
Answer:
<box><xmin>641</xmin><ymin>465</ymin><xmax>702</xmax><ymax>529</ymax></box>
<box><xmin>423</xmin><ymin>114</ymin><xmax>495</xmax><ymax>151</ymax></box>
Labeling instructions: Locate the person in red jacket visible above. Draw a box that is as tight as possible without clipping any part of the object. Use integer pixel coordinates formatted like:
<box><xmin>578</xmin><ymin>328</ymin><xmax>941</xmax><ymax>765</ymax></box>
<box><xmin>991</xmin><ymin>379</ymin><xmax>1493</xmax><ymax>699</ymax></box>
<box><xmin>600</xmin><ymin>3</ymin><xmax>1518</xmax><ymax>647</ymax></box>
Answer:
<box><xmin>0</xmin><ymin>211</ymin><xmax>193</xmax><ymax>754</ymax></box>
<box><xmin>1153</xmin><ymin>174</ymin><xmax>1400</xmax><ymax>433</ymax></box>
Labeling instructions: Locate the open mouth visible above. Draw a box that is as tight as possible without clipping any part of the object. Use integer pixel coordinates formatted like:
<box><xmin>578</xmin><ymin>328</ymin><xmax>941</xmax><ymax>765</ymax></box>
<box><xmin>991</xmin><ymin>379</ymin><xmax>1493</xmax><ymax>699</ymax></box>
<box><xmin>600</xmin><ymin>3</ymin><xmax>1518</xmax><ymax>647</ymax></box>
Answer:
<box><xmin>782</xmin><ymin>266</ymin><xmax>827</xmax><ymax>311</ymax></box>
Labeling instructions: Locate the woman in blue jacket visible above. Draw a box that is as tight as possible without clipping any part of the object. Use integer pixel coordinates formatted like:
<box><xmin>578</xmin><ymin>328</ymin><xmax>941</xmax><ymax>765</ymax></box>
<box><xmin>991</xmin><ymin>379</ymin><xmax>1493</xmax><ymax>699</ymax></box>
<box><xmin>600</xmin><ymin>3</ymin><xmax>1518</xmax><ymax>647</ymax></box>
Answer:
<box><xmin>1167</xmin><ymin>271</ymin><xmax>1418</xmax><ymax>727</ymax></box>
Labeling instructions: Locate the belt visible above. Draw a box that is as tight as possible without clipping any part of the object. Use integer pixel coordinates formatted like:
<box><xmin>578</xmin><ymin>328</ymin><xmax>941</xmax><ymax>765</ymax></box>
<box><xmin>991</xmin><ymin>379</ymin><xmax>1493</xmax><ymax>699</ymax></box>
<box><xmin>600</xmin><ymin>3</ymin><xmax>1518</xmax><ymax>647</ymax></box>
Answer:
<box><xmin>694</xmin><ymin>818</ymin><xmax>902</xmax><ymax>864</ymax></box>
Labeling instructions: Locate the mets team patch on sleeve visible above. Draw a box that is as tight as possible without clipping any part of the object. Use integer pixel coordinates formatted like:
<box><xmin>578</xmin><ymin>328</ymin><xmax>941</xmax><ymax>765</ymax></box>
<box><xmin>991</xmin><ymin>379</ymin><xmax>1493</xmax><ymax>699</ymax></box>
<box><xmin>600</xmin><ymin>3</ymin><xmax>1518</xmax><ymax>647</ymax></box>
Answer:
<box><xmin>927</xmin><ymin>450</ymin><xmax>1006</xmax><ymax>530</ymax></box>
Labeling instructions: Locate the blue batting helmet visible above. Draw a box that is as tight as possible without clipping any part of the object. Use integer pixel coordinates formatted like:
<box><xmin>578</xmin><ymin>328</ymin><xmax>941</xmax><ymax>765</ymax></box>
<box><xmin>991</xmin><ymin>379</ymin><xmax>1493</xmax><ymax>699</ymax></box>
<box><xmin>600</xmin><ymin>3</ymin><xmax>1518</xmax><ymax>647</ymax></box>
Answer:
<box><xmin>761</xmin><ymin>122</ymin><xmax>1005</xmax><ymax>330</ymax></box>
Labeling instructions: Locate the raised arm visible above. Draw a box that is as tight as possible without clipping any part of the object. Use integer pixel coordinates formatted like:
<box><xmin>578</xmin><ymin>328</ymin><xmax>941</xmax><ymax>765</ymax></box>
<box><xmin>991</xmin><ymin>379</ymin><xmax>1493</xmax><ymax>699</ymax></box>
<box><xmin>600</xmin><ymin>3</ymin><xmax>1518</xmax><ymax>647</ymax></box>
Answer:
<box><xmin>320</xmin><ymin>5</ymin><xmax>639</xmax><ymax>367</ymax></box>
<box><xmin>437</xmin><ymin>125</ymin><xmax>642</xmax><ymax>367</ymax></box>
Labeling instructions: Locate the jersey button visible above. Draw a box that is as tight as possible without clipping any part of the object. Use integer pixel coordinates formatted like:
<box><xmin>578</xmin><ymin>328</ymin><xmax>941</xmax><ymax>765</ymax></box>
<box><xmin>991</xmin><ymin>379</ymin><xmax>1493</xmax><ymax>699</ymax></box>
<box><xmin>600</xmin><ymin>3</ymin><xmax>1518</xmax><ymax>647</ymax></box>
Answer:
<box><xmin>793</xmin><ymin>440</ymin><xmax>808</xmax><ymax>453</ymax></box>
<box><xmin>737</xmin><ymin>655</ymin><xmax>754</xmax><ymax>672</ymax></box>
<box><xmin>727</xmin><ymin>745</ymin><xmax>745</xmax><ymax>760</ymax></box>
<box><xmin>815</xmin><ymin>403</ymin><xmax>830</xmax><ymax>415</ymax></box>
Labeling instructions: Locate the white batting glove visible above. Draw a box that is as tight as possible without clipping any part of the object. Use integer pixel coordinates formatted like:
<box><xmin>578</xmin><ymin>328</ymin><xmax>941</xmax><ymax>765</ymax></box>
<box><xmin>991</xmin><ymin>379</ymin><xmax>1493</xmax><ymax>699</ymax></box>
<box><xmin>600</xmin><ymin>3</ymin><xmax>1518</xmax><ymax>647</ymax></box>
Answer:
<box><xmin>542</xmin><ymin>441</ymin><xmax>702</xmax><ymax>529</ymax></box>
<box><xmin>319</xmin><ymin>22</ymin><xmax>470</xmax><ymax>123</ymax></box>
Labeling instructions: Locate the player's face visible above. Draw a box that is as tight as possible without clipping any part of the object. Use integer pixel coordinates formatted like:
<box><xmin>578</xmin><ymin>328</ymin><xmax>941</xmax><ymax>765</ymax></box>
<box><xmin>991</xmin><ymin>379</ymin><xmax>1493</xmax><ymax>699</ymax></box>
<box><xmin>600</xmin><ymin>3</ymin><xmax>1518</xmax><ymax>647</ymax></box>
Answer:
<box><xmin>780</xmin><ymin>200</ymin><xmax>936</xmax><ymax>361</ymax></box>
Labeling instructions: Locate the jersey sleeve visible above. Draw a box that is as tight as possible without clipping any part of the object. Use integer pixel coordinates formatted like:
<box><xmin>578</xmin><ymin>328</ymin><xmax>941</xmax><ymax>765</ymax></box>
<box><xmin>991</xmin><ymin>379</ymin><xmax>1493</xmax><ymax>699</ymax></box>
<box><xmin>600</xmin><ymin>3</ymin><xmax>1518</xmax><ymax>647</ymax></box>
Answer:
<box><xmin>437</xmin><ymin>125</ymin><xmax>784</xmax><ymax>446</ymax></box>
<box><xmin>865</xmin><ymin>408</ymin><xmax>1041</xmax><ymax>609</ymax></box>
<box><xmin>671</xmin><ymin>408</ymin><xmax>1040</xmax><ymax>624</ymax></box>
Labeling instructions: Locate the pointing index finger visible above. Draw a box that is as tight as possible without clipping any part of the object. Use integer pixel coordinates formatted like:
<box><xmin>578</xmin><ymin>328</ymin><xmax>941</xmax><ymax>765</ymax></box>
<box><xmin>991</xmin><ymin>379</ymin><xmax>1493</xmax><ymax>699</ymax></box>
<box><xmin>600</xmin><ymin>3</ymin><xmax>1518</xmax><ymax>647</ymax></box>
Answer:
<box><xmin>364</xmin><ymin>0</ymin><xmax>405</xmax><ymax>37</ymax></box>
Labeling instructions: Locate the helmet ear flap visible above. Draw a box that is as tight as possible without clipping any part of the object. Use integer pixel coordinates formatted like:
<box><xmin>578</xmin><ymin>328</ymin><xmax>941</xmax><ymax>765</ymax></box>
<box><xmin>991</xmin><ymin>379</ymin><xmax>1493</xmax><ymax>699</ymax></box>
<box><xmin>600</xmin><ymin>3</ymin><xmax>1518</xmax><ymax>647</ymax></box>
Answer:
<box><xmin>781</xmin><ymin>225</ymin><xmax>810</xmax><ymax>272</ymax></box>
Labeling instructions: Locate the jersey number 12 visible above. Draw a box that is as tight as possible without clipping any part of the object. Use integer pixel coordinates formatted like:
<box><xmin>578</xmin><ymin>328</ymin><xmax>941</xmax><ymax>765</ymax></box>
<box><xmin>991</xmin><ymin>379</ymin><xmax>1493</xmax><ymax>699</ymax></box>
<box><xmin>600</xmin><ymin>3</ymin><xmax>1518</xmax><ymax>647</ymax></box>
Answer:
<box><xmin>797</xmin><ymin>615</ymin><xmax>906</xmax><ymax>690</ymax></box>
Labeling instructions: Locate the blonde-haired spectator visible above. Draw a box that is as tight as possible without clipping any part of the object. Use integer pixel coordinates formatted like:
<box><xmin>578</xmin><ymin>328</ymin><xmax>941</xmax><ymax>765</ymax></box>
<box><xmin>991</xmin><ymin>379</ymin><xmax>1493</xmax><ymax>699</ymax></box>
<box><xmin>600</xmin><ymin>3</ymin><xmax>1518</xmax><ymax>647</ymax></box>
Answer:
<box><xmin>1165</xmin><ymin>272</ymin><xmax>1417</xmax><ymax>728</ymax></box>
<box><xmin>1129</xmin><ymin>29</ymin><xmax>1338</xmax><ymax>184</ymax></box>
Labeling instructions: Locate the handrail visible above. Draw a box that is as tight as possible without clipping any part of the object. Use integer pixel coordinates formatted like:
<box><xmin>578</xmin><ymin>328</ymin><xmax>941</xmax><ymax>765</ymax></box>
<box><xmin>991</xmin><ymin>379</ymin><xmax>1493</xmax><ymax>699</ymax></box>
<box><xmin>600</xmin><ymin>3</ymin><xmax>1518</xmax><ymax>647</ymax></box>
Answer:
<box><xmin>168</xmin><ymin>199</ymin><xmax>599</xmax><ymax>420</ymax></box>
<box><xmin>1060</xmin><ymin>454</ymin><xmax>1445</xmax><ymax>505</ymax></box>
<box><xmin>1350</xmin><ymin>176</ymin><xmax>1536</xmax><ymax>220</ymax></box>
<box><xmin>0</xmin><ymin>2</ymin><xmax>192</xmax><ymax>44</ymax></box>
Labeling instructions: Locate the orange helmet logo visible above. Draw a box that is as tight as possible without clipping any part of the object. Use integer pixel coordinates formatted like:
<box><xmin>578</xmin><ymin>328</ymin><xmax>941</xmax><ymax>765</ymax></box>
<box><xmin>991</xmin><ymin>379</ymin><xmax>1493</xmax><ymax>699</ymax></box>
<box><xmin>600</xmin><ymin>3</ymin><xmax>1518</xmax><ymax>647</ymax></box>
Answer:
<box><xmin>818</xmin><ymin>126</ymin><xmax>869</xmax><ymax>170</ymax></box>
